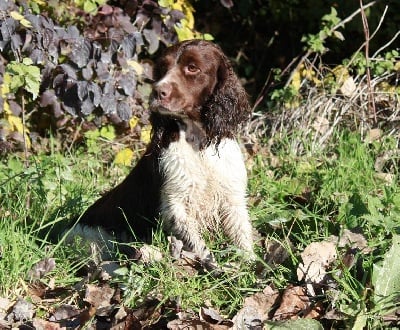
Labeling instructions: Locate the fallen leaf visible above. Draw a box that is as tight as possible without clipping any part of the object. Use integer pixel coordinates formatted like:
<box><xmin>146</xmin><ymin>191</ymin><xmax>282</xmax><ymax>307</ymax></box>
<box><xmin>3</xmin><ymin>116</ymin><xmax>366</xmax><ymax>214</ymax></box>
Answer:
<box><xmin>339</xmin><ymin>76</ymin><xmax>356</xmax><ymax>97</ymax></box>
<box><xmin>265</xmin><ymin>318</ymin><xmax>324</xmax><ymax>329</ymax></box>
<box><xmin>29</xmin><ymin>257</ymin><xmax>56</xmax><ymax>280</ymax></box>
<box><xmin>137</xmin><ymin>244</ymin><xmax>163</xmax><ymax>263</ymax></box>
<box><xmin>264</xmin><ymin>239</ymin><xmax>292</xmax><ymax>265</ymax></box>
<box><xmin>111</xmin><ymin>312</ymin><xmax>141</xmax><ymax>329</ymax></box>
<box><xmin>32</xmin><ymin>318</ymin><xmax>62</xmax><ymax>329</ymax></box>
<box><xmin>84</xmin><ymin>284</ymin><xmax>115</xmax><ymax>308</ymax></box>
<box><xmin>232</xmin><ymin>305</ymin><xmax>263</xmax><ymax>330</ymax></box>
<box><xmin>337</xmin><ymin>229</ymin><xmax>372</xmax><ymax>254</ymax></box>
<box><xmin>247</xmin><ymin>286</ymin><xmax>279</xmax><ymax>321</ymax></box>
<box><xmin>312</xmin><ymin>116</ymin><xmax>330</xmax><ymax>135</ymax></box>
<box><xmin>199</xmin><ymin>306</ymin><xmax>232</xmax><ymax>327</ymax></box>
<box><xmin>7</xmin><ymin>297</ymin><xmax>34</xmax><ymax>322</ymax></box>
<box><xmin>232</xmin><ymin>286</ymin><xmax>279</xmax><ymax>329</ymax></box>
<box><xmin>79</xmin><ymin>305</ymin><xmax>97</xmax><ymax>328</ymax></box>
<box><xmin>273</xmin><ymin>286</ymin><xmax>309</xmax><ymax>321</ymax></box>
<box><xmin>297</xmin><ymin>240</ymin><xmax>337</xmax><ymax>295</ymax></box>
<box><xmin>168</xmin><ymin>318</ymin><xmax>231</xmax><ymax>329</ymax></box>
<box><xmin>0</xmin><ymin>297</ymin><xmax>11</xmax><ymax>312</ymax></box>
<box><xmin>49</xmin><ymin>304</ymin><xmax>80</xmax><ymax>321</ymax></box>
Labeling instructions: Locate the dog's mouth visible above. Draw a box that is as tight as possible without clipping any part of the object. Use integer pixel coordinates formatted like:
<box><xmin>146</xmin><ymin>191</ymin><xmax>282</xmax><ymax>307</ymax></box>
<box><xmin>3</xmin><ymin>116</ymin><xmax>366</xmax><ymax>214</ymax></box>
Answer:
<box><xmin>152</xmin><ymin>105</ymin><xmax>189</xmax><ymax>119</ymax></box>
<box><xmin>150</xmin><ymin>101</ymin><xmax>202</xmax><ymax>122</ymax></box>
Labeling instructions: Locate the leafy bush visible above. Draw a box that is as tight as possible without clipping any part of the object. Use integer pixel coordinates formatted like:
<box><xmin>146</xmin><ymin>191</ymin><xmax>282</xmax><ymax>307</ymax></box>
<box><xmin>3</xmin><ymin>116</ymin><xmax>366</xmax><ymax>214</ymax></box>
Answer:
<box><xmin>0</xmin><ymin>0</ymin><xmax>209</xmax><ymax>154</ymax></box>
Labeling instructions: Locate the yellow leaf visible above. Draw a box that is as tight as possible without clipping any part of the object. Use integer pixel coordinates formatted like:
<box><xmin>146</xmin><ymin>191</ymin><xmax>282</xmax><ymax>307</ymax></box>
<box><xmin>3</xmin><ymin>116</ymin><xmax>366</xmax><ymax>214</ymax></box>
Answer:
<box><xmin>291</xmin><ymin>70</ymin><xmax>301</xmax><ymax>92</ymax></box>
<box><xmin>20</xmin><ymin>19</ymin><xmax>32</xmax><ymax>28</ymax></box>
<box><xmin>33</xmin><ymin>0</ymin><xmax>46</xmax><ymax>5</ymax></box>
<box><xmin>174</xmin><ymin>22</ymin><xmax>194</xmax><ymax>42</ymax></box>
<box><xmin>8</xmin><ymin>114</ymin><xmax>27</xmax><ymax>134</ymax></box>
<box><xmin>140</xmin><ymin>125</ymin><xmax>152</xmax><ymax>144</ymax></box>
<box><xmin>126</xmin><ymin>60</ymin><xmax>144</xmax><ymax>76</ymax></box>
<box><xmin>158</xmin><ymin>0</ymin><xmax>173</xmax><ymax>8</ymax></box>
<box><xmin>10</xmin><ymin>11</ymin><xmax>32</xmax><ymax>28</ymax></box>
<box><xmin>7</xmin><ymin>114</ymin><xmax>31</xmax><ymax>149</ymax></box>
<box><xmin>114</xmin><ymin>148</ymin><xmax>134</xmax><ymax>166</ymax></box>
<box><xmin>1</xmin><ymin>73</ymin><xmax>11</xmax><ymax>97</ymax></box>
<box><xmin>10</xmin><ymin>11</ymin><xmax>25</xmax><ymax>20</ymax></box>
<box><xmin>172</xmin><ymin>0</ymin><xmax>195</xmax><ymax>29</ymax></box>
<box><xmin>332</xmin><ymin>65</ymin><xmax>349</xmax><ymax>85</ymax></box>
<box><xmin>3</xmin><ymin>99</ymin><xmax>11</xmax><ymax>115</ymax></box>
<box><xmin>129</xmin><ymin>116</ymin><xmax>140</xmax><ymax>130</ymax></box>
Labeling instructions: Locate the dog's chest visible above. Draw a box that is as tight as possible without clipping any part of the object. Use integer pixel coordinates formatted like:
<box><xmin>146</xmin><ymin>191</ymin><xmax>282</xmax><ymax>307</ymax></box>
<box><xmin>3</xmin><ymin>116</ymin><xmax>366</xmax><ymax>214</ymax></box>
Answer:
<box><xmin>158</xmin><ymin>131</ymin><xmax>247</xmax><ymax>220</ymax></box>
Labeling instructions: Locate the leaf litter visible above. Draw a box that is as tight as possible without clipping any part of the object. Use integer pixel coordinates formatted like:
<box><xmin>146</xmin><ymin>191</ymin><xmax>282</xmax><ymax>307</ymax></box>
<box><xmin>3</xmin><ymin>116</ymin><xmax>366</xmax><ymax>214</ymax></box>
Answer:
<box><xmin>2</xmin><ymin>231</ymin><xmax>399</xmax><ymax>328</ymax></box>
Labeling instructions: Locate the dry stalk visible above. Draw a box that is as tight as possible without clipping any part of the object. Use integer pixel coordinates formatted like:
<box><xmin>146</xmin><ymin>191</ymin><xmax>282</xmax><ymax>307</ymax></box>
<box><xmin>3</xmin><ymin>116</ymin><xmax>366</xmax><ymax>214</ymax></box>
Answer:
<box><xmin>359</xmin><ymin>0</ymin><xmax>377</xmax><ymax>123</ymax></box>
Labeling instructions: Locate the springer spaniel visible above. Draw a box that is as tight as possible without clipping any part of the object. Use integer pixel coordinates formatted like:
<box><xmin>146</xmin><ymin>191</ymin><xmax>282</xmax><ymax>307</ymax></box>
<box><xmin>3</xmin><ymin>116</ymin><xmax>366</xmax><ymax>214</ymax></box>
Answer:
<box><xmin>72</xmin><ymin>39</ymin><xmax>255</xmax><ymax>264</ymax></box>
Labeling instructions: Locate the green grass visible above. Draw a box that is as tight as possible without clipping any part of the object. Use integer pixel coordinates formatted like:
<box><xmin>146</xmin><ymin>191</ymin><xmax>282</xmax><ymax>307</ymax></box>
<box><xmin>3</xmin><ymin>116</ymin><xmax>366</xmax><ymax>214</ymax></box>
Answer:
<box><xmin>1</xmin><ymin>131</ymin><xmax>400</xmax><ymax>327</ymax></box>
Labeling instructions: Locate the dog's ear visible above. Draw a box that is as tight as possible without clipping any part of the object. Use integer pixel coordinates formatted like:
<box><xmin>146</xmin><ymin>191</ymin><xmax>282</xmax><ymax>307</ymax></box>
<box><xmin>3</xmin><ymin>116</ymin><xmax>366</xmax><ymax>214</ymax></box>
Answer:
<box><xmin>202</xmin><ymin>48</ymin><xmax>251</xmax><ymax>145</ymax></box>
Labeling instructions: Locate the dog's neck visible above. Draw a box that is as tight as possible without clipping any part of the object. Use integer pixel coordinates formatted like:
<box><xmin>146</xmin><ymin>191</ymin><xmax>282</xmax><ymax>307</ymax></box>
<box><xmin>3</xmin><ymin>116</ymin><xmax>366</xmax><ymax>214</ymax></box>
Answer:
<box><xmin>150</xmin><ymin>113</ymin><xmax>208</xmax><ymax>151</ymax></box>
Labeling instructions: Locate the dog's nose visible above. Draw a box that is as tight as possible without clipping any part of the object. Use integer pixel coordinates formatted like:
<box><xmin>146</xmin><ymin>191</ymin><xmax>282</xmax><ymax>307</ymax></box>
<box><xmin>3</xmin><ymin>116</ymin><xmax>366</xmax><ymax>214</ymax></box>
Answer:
<box><xmin>154</xmin><ymin>82</ymin><xmax>172</xmax><ymax>101</ymax></box>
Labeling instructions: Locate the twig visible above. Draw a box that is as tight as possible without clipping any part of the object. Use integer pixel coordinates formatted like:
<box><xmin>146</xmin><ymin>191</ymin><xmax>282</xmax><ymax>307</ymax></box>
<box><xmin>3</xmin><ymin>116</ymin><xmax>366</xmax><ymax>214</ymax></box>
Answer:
<box><xmin>360</xmin><ymin>0</ymin><xmax>377</xmax><ymax>123</ymax></box>
<box><xmin>343</xmin><ymin>5</ymin><xmax>388</xmax><ymax>78</ymax></box>
<box><xmin>331</xmin><ymin>1</ymin><xmax>376</xmax><ymax>32</ymax></box>
<box><xmin>283</xmin><ymin>1</ymin><xmax>377</xmax><ymax>89</ymax></box>
<box><xmin>373</xmin><ymin>30</ymin><xmax>400</xmax><ymax>58</ymax></box>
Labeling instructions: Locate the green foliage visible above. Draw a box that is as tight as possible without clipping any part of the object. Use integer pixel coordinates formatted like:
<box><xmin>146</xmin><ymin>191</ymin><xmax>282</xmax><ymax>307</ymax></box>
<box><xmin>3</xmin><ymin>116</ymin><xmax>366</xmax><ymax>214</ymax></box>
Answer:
<box><xmin>74</xmin><ymin>0</ymin><xmax>106</xmax><ymax>14</ymax></box>
<box><xmin>1</xmin><ymin>129</ymin><xmax>400</xmax><ymax>327</ymax></box>
<box><xmin>5</xmin><ymin>58</ymin><xmax>41</xmax><ymax>100</ymax></box>
<box><xmin>0</xmin><ymin>0</ymin><xmax>200</xmax><ymax>154</ymax></box>
<box><xmin>372</xmin><ymin>235</ymin><xmax>400</xmax><ymax>309</ymax></box>
<box><xmin>301</xmin><ymin>7</ymin><xmax>344</xmax><ymax>54</ymax></box>
<box><xmin>345</xmin><ymin>49</ymin><xmax>400</xmax><ymax>76</ymax></box>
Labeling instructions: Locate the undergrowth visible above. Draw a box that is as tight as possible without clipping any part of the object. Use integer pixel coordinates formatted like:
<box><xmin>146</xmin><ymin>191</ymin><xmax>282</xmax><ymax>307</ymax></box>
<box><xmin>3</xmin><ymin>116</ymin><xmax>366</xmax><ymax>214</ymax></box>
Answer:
<box><xmin>1</xmin><ymin>130</ymin><xmax>400</xmax><ymax>327</ymax></box>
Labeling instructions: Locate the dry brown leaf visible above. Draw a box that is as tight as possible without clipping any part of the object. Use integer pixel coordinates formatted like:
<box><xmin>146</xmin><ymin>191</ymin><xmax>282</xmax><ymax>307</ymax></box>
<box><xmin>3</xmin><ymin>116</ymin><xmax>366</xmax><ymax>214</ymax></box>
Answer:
<box><xmin>339</xmin><ymin>76</ymin><xmax>356</xmax><ymax>97</ymax></box>
<box><xmin>32</xmin><ymin>318</ymin><xmax>62</xmax><ymax>329</ymax></box>
<box><xmin>6</xmin><ymin>297</ymin><xmax>34</xmax><ymax>322</ymax></box>
<box><xmin>232</xmin><ymin>286</ymin><xmax>279</xmax><ymax>330</ymax></box>
<box><xmin>337</xmin><ymin>229</ymin><xmax>372</xmax><ymax>254</ymax></box>
<box><xmin>232</xmin><ymin>286</ymin><xmax>279</xmax><ymax>329</ymax></box>
<box><xmin>273</xmin><ymin>286</ymin><xmax>309</xmax><ymax>320</ymax></box>
<box><xmin>49</xmin><ymin>304</ymin><xmax>80</xmax><ymax>322</ymax></box>
<box><xmin>29</xmin><ymin>257</ymin><xmax>56</xmax><ymax>280</ymax></box>
<box><xmin>137</xmin><ymin>244</ymin><xmax>163</xmax><ymax>263</ymax></box>
<box><xmin>84</xmin><ymin>284</ymin><xmax>115</xmax><ymax>308</ymax></box>
<box><xmin>365</xmin><ymin>128</ymin><xmax>382</xmax><ymax>143</ymax></box>
<box><xmin>168</xmin><ymin>318</ymin><xmax>231</xmax><ymax>330</ymax></box>
<box><xmin>111</xmin><ymin>312</ymin><xmax>142</xmax><ymax>330</ymax></box>
<box><xmin>78</xmin><ymin>305</ymin><xmax>96</xmax><ymax>328</ymax></box>
<box><xmin>312</xmin><ymin>116</ymin><xmax>330</xmax><ymax>135</ymax></box>
<box><xmin>297</xmin><ymin>240</ymin><xmax>337</xmax><ymax>295</ymax></box>
<box><xmin>264</xmin><ymin>239</ymin><xmax>292</xmax><ymax>265</ymax></box>
<box><xmin>199</xmin><ymin>306</ymin><xmax>233</xmax><ymax>327</ymax></box>
<box><xmin>0</xmin><ymin>297</ymin><xmax>11</xmax><ymax>313</ymax></box>
<box><xmin>245</xmin><ymin>286</ymin><xmax>279</xmax><ymax>321</ymax></box>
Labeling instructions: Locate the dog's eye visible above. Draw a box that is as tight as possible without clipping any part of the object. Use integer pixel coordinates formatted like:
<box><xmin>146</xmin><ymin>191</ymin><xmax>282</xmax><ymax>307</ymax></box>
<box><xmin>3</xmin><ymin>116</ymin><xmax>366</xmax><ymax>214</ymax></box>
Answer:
<box><xmin>186</xmin><ymin>64</ymin><xmax>200</xmax><ymax>74</ymax></box>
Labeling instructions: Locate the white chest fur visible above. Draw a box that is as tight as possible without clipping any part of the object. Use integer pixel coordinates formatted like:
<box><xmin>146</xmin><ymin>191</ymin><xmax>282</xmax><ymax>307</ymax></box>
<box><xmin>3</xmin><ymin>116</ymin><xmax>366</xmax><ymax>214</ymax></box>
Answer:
<box><xmin>158</xmin><ymin>130</ymin><xmax>254</xmax><ymax>260</ymax></box>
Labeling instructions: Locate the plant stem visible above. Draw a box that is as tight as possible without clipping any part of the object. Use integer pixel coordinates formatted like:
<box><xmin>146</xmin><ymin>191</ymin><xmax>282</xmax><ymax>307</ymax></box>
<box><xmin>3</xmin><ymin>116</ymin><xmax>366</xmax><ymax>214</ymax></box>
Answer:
<box><xmin>360</xmin><ymin>0</ymin><xmax>377</xmax><ymax>123</ymax></box>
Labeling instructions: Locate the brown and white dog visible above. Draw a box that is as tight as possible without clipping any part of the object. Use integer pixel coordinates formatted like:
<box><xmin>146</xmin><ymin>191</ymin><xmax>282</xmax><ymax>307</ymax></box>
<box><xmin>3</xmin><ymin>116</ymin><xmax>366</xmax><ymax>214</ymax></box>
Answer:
<box><xmin>70</xmin><ymin>39</ymin><xmax>255</xmax><ymax>264</ymax></box>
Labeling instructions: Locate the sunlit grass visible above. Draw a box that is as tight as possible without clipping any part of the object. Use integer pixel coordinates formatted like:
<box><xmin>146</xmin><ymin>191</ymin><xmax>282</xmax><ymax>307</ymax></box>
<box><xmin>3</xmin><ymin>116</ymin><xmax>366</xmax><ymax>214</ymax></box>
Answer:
<box><xmin>1</xmin><ymin>131</ymin><xmax>400</xmax><ymax>327</ymax></box>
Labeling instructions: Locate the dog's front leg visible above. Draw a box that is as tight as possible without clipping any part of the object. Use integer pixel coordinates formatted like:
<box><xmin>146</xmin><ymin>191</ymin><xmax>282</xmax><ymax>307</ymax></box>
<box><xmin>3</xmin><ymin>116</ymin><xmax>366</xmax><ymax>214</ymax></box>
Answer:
<box><xmin>221</xmin><ymin>200</ymin><xmax>256</xmax><ymax>261</ymax></box>
<box><xmin>161</xmin><ymin>203</ymin><xmax>214</xmax><ymax>265</ymax></box>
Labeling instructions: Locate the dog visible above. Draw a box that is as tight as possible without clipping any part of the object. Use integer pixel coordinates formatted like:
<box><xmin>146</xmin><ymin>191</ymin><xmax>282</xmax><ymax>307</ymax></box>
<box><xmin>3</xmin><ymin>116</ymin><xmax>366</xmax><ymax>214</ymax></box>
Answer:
<box><xmin>71</xmin><ymin>39</ymin><xmax>256</xmax><ymax>265</ymax></box>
